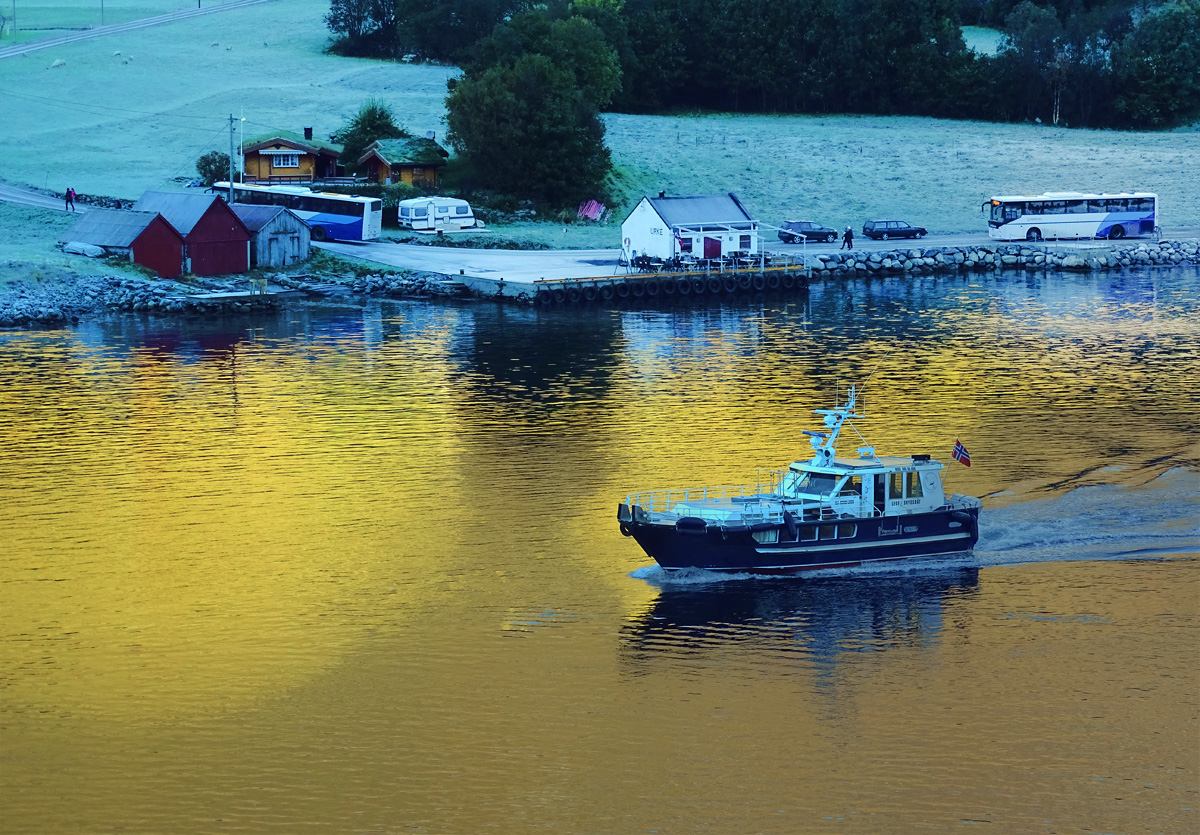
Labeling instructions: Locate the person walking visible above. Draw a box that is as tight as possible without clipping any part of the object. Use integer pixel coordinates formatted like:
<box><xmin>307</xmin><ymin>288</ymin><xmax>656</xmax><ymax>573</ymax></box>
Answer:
<box><xmin>65</xmin><ymin>188</ymin><xmax>76</xmax><ymax>212</ymax></box>
<box><xmin>841</xmin><ymin>226</ymin><xmax>853</xmax><ymax>250</ymax></box>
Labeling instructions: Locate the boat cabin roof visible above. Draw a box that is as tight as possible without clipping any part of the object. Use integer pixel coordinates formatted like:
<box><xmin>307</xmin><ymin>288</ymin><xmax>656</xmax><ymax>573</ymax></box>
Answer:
<box><xmin>790</xmin><ymin>455</ymin><xmax>940</xmax><ymax>474</ymax></box>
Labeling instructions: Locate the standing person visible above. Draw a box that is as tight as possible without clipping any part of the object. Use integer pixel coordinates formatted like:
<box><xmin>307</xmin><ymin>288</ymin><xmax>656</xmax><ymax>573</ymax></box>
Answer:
<box><xmin>65</xmin><ymin>188</ymin><xmax>76</xmax><ymax>212</ymax></box>
<box><xmin>841</xmin><ymin>226</ymin><xmax>853</xmax><ymax>250</ymax></box>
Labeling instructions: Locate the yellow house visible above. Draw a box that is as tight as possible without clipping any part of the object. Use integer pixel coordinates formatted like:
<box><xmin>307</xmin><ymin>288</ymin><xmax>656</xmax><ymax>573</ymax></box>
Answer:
<box><xmin>357</xmin><ymin>137</ymin><xmax>449</xmax><ymax>187</ymax></box>
<box><xmin>242</xmin><ymin>129</ymin><xmax>343</xmax><ymax>184</ymax></box>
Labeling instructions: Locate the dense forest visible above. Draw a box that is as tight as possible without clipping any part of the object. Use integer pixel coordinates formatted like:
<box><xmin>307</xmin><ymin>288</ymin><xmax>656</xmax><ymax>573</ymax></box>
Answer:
<box><xmin>327</xmin><ymin>0</ymin><xmax>1200</xmax><ymax>130</ymax></box>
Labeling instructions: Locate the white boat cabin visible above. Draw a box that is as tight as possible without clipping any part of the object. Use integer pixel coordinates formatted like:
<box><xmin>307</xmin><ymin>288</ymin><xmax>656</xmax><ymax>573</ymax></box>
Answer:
<box><xmin>780</xmin><ymin>453</ymin><xmax>947</xmax><ymax>519</ymax></box>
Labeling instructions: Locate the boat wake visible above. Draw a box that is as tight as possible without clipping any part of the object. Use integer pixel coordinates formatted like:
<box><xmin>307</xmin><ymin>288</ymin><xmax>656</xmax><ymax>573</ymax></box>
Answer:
<box><xmin>975</xmin><ymin>467</ymin><xmax>1198</xmax><ymax>565</ymax></box>
<box><xmin>631</xmin><ymin>468</ymin><xmax>1198</xmax><ymax>585</ymax></box>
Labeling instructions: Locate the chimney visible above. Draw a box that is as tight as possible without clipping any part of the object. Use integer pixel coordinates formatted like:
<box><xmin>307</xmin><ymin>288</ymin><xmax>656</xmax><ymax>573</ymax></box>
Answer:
<box><xmin>658</xmin><ymin>191</ymin><xmax>666</xmax><ymax>198</ymax></box>
<box><xmin>304</xmin><ymin>126</ymin><xmax>313</xmax><ymax>140</ymax></box>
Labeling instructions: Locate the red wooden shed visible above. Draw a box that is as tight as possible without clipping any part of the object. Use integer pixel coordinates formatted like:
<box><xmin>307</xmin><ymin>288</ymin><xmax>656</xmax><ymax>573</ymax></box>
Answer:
<box><xmin>132</xmin><ymin>192</ymin><xmax>251</xmax><ymax>276</ymax></box>
<box><xmin>59</xmin><ymin>209</ymin><xmax>185</xmax><ymax>278</ymax></box>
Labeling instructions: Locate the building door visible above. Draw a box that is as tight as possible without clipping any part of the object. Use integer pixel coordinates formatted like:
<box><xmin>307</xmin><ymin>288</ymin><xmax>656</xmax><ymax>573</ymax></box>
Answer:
<box><xmin>703</xmin><ymin>236</ymin><xmax>722</xmax><ymax>259</ymax></box>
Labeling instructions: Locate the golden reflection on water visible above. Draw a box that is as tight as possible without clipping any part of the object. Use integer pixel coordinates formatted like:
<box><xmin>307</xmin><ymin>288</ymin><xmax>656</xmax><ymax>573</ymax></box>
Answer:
<box><xmin>1</xmin><ymin>270</ymin><xmax>1197</xmax><ymax>834</ymax></box>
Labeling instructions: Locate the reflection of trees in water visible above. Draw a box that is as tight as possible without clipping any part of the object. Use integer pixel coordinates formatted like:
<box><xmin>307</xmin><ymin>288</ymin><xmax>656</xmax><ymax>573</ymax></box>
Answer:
<box><xmin>620</xmin><ymin>567</ymin><xmax>980</xmax><ymax>679</ymax></box>
<box><xmin>441</xmin><ymin>301</ymin><xmax>625</xmax><ymax>404</ymax></box>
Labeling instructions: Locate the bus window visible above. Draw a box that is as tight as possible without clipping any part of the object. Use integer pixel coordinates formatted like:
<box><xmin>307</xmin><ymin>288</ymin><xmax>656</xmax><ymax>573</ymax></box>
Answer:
<box><xmin>1003</xmin><ymin>203</ymin><xmax>1023</xmax><ymax>221</ymax></box>
<box><xmin>1064</xmin><ymin>201</ymin><xmax>1086</xmax><ymax>214</ymax></box>
<box><xmin>1088</xmin><ymin>200</ymin><xmax>1107</xmax><ymax>213</ymax></box>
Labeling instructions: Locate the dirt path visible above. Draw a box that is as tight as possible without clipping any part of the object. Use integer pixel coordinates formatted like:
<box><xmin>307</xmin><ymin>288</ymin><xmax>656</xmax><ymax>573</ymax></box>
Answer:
<box><xmin>0</xmin><ymin>0</ymin><xmax>278</xmax><ymax>60</ymax></box>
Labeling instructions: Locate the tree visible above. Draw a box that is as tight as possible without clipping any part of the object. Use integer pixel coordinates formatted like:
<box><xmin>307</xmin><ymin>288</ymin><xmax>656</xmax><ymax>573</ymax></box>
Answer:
<box><xmin>466</xmin><ymin>12</ymin><xmax>622</xmax><ymax>108</ymax></box>
<box><xmin>446</xmin><ymin>54</ymin><xmax>611</xmax><ymax>206</ymax></box>
<box><xmin>1114</xmin><ymin>0</ymin><xmax>1200</xmax><ymax>127</ymax></box>
<box><xmin>195</xmin><ymin>151</ymin><xmax>232</xmax><ymax>187</ymax></box>
<box><xmin>333</xmin><ymin>98</ymin><xmax>411</xmax><ymax>171</ymax></box>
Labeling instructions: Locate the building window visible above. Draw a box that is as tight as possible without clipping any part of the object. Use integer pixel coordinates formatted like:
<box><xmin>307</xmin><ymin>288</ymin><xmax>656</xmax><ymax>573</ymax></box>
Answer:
<box><xmin>679</xmin><ymin>237</ymin><xmax>693</xmax><ymax>253</ymax></box>
<box><xmin>413</xmin><ymin>167</ymin><xmax>425</xmax><ymax>179</ymax></box>
<box><xmin>740</xmin><ymin>234</ymin><xmax>751</xmax><ymax>249</ymax></box>
<box><xmin>274</xmin><ymin>153</ymin><xmax>299</xmax><ymax>168</ymax></box>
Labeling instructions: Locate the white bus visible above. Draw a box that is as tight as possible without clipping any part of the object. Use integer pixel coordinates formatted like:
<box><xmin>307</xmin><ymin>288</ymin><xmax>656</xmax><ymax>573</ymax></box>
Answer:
<box><xmin>215</xmin><ymin>182</ymin><xmax>382</xmax><ymax>242</ymax></box>
<box><xmin>983</xmin><ymin>192</ymin><xmax>1157</xmax><ymax>242</ymax></box>
<box><xmin>398</xmin><ymin>197</ymin><xmax>477</xmax><ymax>232</ymax></box>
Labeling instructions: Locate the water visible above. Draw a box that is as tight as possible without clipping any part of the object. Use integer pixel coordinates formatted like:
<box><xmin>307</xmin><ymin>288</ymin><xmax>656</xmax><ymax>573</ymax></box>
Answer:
<box><xmin>1</xmin><ymin>268</ymin><xmax>1197</xmax><ymax>834</ymax></box>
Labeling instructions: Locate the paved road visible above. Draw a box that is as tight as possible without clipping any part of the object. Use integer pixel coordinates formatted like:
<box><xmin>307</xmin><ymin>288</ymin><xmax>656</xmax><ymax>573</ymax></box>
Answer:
<box><xmin>317</xmin><ymin>241</ymin><xmax>625</xmax><ymax>284</ymax></box>
<box><xmin>0</xmin><ymin>181</ymin><xmax>89</xmax><ymax>213</ymax></box>
<box><xmin>0</xmin><ymin>0</ymin><xmax>278</xmax><ymax>60</ymax></box>
<box><xmin>318</xmin><ymin>227</ymin><xmax>1200</xmax><ymax>284</ymax></box>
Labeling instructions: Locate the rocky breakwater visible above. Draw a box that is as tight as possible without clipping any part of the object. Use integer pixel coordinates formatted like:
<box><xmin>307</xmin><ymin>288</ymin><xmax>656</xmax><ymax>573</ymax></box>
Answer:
<box><xmin>807</xmin><ymin>239</ymin><xmax>1200</xmax><ymax>277</ymax></box>
<box><xmin>0</xmin><ymin>274</ymin><xmax>278</xmax><ymax>328</ymax></box>
<box><xmin>343</xmin><ymin>271</ymin><xmax>468</xmax><ymax>297</ymax></box>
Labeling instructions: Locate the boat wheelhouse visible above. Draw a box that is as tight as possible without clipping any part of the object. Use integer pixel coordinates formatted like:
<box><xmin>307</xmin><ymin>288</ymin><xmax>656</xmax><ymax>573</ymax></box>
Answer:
<box><xmin>617</xmin><ymin>385</ymin><xmax>982</xmax><ymax>573</ymax></box>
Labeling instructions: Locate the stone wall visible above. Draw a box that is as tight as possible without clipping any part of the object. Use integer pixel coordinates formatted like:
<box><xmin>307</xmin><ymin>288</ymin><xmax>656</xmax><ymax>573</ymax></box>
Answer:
<box><xmin>808</xmin><ymin>239</ymin><xmax>1200</xmax><ymax>277</ymax></box>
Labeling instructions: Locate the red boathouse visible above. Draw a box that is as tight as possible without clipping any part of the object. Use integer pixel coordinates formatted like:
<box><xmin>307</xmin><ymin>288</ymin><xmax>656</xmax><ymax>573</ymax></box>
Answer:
<box><xmin>60</xmin><ymin>208</ymin><xmax>186</xmax><ymax>278</ymax></box>
<box><xmin>133</xmin><ymin>191</ymin><xmax>252</xmax><ymax>276</ymax></box>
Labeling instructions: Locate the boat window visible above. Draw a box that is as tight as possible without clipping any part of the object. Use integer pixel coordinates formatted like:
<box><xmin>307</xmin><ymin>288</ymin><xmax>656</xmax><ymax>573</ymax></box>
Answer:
<box><xmin>888</xmin><ymin>472</ymin><xmax>902</xmax><ymax>500</ymax></box>
<box><xmin>818</xmin><ymin>524</ymin><xmax>837</xmax><ymax>540</ymax></box>
<box><xmin>799</xmin><ymin>526</ymin><xmax>818</xmax><ymax>542</ymax></box>
<box><xmin>793</xmin><ymin>473</ymin><xmax>839</xmax><ymax>496</ymax></box>
<box><xmin>906</xmin><ymin>472</ymin><xmax>923</xmax><ymax>498</ymax></box>
<box><xmin>837</xmin><ymin>523</ymin><xmax>856</xmax><ymax>539</ymax></box>
<box><xmin>837</xmin><ymin>476</ymin><xmax>863</xmax><ymax>497</ymax></box>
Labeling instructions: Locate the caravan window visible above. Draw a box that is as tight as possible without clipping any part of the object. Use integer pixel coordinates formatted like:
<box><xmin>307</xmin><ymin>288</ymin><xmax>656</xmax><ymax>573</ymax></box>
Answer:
<box><xmin>456</xmin><ymin>206</ymin><xmax>470</xmax><ymax>215</ymax></box>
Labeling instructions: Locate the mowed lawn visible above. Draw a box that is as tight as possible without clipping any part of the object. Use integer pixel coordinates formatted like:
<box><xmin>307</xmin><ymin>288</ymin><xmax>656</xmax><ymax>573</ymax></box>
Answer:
<box><xmin>2</xmin><ymin>0</ymin><xmax>1197</xmax><ymax>247</ymax></box>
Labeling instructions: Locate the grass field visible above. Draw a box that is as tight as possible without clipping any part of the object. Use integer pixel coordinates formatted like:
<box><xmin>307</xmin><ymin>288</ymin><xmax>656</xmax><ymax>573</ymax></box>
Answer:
<box><xmin>0</xmin><ymin>1</ymin><xmax>203</xmax><ymax>44</ymax></box>
<box><xmin>1</xmin><ymin>0</ymin><xmax>1197</xmax><ymax>253</ymax></box>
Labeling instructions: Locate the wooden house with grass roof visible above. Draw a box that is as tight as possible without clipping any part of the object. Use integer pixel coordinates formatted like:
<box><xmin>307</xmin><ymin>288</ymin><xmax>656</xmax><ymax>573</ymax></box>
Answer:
<box><xmin>242</xmin><ymin>128</ymin><xmax>344</xmax><ymax>184</ymax></box>
<box><xmin>357</xmin><ymin>137</ymin><xmax>449</xmax><ymax>188</ymax></box>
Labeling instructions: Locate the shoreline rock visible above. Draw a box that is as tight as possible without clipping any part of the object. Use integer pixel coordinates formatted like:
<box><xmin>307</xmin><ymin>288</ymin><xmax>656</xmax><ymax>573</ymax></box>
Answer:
<box><xmin>2</xmin><ymin>238</ymin><xmax>1196</xmax><ymax>327</ymax></box>
<box><xmin>807</xmin><ymin>238</ymin><xmax>1200</xmax><ymax>277</ymax></box>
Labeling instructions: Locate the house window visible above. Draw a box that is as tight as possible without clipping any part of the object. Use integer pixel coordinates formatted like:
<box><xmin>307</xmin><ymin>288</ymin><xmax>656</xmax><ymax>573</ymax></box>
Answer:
<box><xmin>413</xmin><ymin>167</ymin><xmax>425</xmax><ymax>179</ymax></box>
<box><xmin>274</xmin><ymin>153</ymin><xmax>299</xmax><ymax>168</ymax></box>
<box><xmin>740</xmin><ymin>234</ymin><xmax>751</xmax><ymax>249</ymax></box>
<box><xmin>679</xmin><ymin>237</ymin><xmax>693</xmax><ymax>253</ymax></box>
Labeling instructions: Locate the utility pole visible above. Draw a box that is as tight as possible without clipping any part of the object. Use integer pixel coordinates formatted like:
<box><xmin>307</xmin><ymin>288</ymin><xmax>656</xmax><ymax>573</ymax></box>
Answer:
<box><xmin>228</xmin><ymin>113</ymin><xmax>235</xmax><ymax>203</ymax></box>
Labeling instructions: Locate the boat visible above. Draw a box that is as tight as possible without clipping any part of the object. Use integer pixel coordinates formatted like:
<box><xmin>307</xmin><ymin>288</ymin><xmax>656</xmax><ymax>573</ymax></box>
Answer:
<box><xmin>617</xmin><ymin>384</ymin><xmax>982</xmax><ymax>574</ymax></box>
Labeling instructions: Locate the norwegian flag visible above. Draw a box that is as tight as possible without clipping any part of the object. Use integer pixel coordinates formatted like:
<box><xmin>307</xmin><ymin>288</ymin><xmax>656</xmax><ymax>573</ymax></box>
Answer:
<box><xmin>952</xmin><ymin>438</ymin><xmax>971</xmax><ymax>467</ymax></box>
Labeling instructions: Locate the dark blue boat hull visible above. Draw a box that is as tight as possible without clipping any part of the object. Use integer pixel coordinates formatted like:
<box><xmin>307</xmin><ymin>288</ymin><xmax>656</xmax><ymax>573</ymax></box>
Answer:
<box><xmin>621</xmin><ymin>507</ymin><xmax>980</xmax><ymax>574</ymax></box>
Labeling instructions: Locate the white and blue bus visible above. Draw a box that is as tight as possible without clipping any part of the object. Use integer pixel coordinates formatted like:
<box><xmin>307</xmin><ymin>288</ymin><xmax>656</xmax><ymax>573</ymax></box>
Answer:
<box><xmin>984</xmin><ymin>192</ymin><xmax>1157</xmax><ymax>242</ymax></box>
<box><xmin>215</xmin><ymin>182</ymin><xmax>382</xmax><ymax>242</ymax></box>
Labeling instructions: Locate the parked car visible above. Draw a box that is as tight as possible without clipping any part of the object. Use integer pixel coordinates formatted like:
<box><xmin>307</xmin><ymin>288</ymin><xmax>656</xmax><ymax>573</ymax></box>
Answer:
<box><xmin>862</xmin><ymin>220</ymin><xmax>927</xmax><ymax>240</ymax></box>
<box><xmin>778</xmin><ymin>220</ymin><xmax>838</xmax><ymax>244</ymax></box>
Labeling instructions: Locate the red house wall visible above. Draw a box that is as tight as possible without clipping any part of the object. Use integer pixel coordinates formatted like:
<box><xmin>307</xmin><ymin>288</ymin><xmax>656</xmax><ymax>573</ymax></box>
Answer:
<box><xmin>130</xmin><ymin>216</ymin><xmax>184</xmax><ymax>279</ymax></box>
<box><xmin>187</xmin><ymin>202</ymin><xmax>251</xmax><ymax>276</ymax></box>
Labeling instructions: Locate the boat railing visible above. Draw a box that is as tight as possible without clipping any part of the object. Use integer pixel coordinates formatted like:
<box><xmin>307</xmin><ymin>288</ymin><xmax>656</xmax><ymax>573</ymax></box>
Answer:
<box><xmin>626</xmin><ymin>478</ymin><xmax>782</xmax><ymax>515</ymax></box>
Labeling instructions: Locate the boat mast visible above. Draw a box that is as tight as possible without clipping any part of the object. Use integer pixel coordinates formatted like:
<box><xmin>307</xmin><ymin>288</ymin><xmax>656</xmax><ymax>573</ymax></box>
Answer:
<box><xmin>804</xmin><ymin>384</ymin><xmax>859</xmax><ymax>466</ymax></box>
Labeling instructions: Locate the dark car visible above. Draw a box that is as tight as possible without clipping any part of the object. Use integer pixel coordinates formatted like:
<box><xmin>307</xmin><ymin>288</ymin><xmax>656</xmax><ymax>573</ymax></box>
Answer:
<box><xmin>778</xmin><ymin>220</ymin><xmax>838</xmax><ymax>244</ymax></box>
<box><xmin>862</xmin><ymin>220</ymin><xmax>927</xmax><ymax>240</ymax></box>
